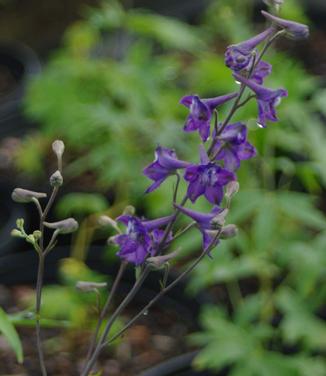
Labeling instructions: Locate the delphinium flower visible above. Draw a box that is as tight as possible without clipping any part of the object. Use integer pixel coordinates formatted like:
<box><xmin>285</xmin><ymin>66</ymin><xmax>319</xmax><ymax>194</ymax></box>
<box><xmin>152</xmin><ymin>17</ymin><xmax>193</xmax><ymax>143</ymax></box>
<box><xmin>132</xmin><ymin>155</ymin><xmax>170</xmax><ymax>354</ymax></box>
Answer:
<box><xmin>143</xmin><ymin>146</ymin><xmax>190</xmax><ymax>193</ymax></box>
<box><xmin>180</xmin><ymin>93</ymin><xmax>238</xmax><ymax>142</ymax></box>
<box><xmin>249</xmin><ymin>60</ymin><xmax>272</xmax><ymax>85</ymax></box>
<box><xmin>212</xmin><ymin>123</ymin><xmax>257</xmax><ymax>171</ymax></box>
<box><xmin>225</xmin><ymin>27</ymin><xmax>275</xmax><ymax>72</ymax></box>
<box><xmin>112</xmin><ymin>215</ymin><xmax>172</xmax><ymax>265</ymax></box>
<box><xmin>174</xmin><ymin>204</ymin><xmax>227</xmax><ymax>250</ymax></box>
<box><xmin>233</xmin><ymin>72</ymin><xmax>288</xmax><ymax>128</ymax></box>
<box><xmin>184</xmin><ymin>146</ymin><xmax>235</xmax><ymax>204</ymax></box>
<box><xmin>262</xmin><ymin>10</ymin><xmax>309</xmax><ymax>39</ymax></box>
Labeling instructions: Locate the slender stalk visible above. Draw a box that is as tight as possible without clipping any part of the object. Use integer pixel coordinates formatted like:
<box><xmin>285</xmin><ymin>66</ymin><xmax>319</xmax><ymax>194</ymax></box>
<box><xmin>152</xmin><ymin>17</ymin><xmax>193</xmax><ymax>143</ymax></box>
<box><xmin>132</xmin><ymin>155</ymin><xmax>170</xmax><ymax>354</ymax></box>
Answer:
<box><xmin>102</xmin><ymin>232</ymin><xmax>222</xmax><ymax>349</ymax></box>
<box><xmin>85</xmin><ymin>261</ymin><xmax>128</xmax><ymax>362</ymax></box>
<box><xmin>81</xmin><ymin>266</ymin><xmax>151</xmax><ymax>376</ymax></box>
<box><xmin>34</xmin><ymin>186</ymin><xmax>60</xmax><ymax>376</ymax></box>
<box><xmin>35</xmin><ymin>252</ymin><xmax>47</xmax><ymax>376</ymax></box>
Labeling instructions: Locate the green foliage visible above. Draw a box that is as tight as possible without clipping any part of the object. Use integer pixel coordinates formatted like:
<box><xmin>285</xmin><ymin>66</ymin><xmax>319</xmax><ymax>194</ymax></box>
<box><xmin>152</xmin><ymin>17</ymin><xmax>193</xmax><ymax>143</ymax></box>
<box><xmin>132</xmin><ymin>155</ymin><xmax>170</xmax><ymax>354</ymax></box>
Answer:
<box><xmin>0</xmin><ymin>307</ymin><xmax>23</xmax><ymax>363</ymax></box>
<box><xmin>55</xmin><ymin>192</ymin><xmax>109</xmax><ymax>218</ymax></box>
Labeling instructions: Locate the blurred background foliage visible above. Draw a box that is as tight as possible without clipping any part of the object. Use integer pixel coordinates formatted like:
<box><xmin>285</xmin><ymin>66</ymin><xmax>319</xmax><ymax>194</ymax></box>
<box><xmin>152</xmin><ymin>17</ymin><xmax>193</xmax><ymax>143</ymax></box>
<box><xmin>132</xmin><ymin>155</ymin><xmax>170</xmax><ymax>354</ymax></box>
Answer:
<box><xmin>8</xmin><ymin>0</ymin><xmax>326</xmax><ymax>373</ymax></box>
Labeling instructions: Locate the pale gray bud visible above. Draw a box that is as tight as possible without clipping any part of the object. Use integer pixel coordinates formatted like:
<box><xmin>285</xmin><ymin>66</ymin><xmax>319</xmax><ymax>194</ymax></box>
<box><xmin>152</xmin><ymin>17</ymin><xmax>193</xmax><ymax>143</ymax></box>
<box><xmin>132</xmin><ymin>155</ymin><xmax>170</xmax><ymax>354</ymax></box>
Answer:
<box><xmin>44</xmin><ymin>218</ymin><xmax>78</xmax><ymax>234</ymax></box>
<box><xmin>210</xmin><ymin>209</ymin><xmax>229</xmax><ymax>229</ymax></box>
<box><xmin>52</xmin><ymin>140</ymin><xmax>65</xmax><ymax>158</ymax></box>
<box><xmin>147</xmin><ymin>250</ymin><xmax>179</xmax><ymax>268</ymax></box>
<box><xmin>12</xmin><ymin>188</ymin><xmax>47</xmax><ymax>203</ymax></box>
<box><xmin>225</xmin><ymin>181</ymin><xmax>239</xmax><ymax>200</ymax></box>
<box><xmin>220</xmin><ymin>224</ymin><xmax>238</xmax><ymax>239</ymax></box>
<box><xmin>98</xmin><ymin>215</ymin><xmax>117</xmax><ymax>227</ymax></box>
<box><xmin>123</xmin><ymin>205</ymin><xmax>135</xmax><ymax>216</ymax></box>
<box><xmin>76</xmin><ymin>281</ymin><xmax>107</xmax><ymax>292</ymax></box>
<box><xmin>50</xmin><ymin>170</ymin><xmax>63</xmax><ymax>187</ymax></box>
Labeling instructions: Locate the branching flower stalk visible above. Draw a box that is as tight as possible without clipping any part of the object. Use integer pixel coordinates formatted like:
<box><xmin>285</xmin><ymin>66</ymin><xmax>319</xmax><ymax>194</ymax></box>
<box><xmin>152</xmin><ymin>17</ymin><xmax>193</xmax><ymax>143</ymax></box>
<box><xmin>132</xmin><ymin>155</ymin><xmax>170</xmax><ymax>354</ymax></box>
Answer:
<box><xmin>80</xmin><ymin>5</ymin><xmax>309</xmax><ymax>376</ymax></box>
<box><xmin>11</xmin><ymin>140</ymin><xmax>78</xmax><ymax>376</ymax></box>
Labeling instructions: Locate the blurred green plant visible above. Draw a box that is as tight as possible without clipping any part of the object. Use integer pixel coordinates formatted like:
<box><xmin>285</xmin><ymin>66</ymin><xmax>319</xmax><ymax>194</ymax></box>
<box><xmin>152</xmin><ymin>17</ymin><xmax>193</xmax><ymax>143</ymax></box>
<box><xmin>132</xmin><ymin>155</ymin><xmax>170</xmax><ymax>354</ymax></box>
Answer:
<box><xmin>0</xmin><ymin>307</ymin><xmax>23</xmax><ymax>363</ymax></box>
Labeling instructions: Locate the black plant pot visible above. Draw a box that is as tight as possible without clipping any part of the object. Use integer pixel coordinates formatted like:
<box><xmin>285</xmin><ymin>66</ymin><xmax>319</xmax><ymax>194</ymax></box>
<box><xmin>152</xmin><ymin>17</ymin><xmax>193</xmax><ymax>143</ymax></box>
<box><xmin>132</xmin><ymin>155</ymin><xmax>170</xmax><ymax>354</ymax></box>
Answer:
<box><xmin>0</xmin><ymin>42</ymin><xmax>41</xmax><ymax>138</ymax></box>
<box><xmin>139</xmin><ymin>351</ymin><xmax>222</xmax><ymax>376</ymax></box>
<box><xmin>0</xmin><ymin>184</ymin><xmax>27</xmax><ymax>256</ymax></box>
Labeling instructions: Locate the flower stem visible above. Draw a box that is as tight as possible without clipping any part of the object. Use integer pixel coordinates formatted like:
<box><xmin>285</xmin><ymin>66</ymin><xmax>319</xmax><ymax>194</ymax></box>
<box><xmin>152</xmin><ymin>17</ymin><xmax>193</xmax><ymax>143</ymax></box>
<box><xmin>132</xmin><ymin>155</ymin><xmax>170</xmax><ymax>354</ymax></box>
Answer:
<box><xmin>84</xmin><ymin>261</ymin><xmax>128</xmax><ymax>362</ymax></box>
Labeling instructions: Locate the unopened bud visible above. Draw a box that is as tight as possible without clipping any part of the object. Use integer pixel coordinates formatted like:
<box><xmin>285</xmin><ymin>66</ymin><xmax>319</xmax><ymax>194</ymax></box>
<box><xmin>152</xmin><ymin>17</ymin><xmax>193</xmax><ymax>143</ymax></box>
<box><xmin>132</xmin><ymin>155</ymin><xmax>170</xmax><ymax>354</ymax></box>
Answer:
<box><xmin>44</xmin><ymin>218</ymin><xmax>78</xmax><ymax>234</ymax></box>
<box><xmin>50</xmin><ymin>170</ymin><xmax>63</xmax><ymax>187</ymax></box>
<box><xmin>107</xmin><ymin>235</ymin><xmax>119</xmax><ymax>245</ymax></box>
<box><xmin>16</xmin><ymin>218</ymin><xmax>24</xmax><ymax>229</ymax></box>
<box><xmin>76</xmin><ymin>281</ymin><xmax>107</xmax><ymax>292</ymax></box>
<box><xmin>123</xmin><ymin>205</ymin><xmax>135</xmax><ymax>216</ymax></box>
<box><xmin>220</xmin><ymin>224</ymin><xmax>238</xmax><ymax>239</ymax></box>
<box><xmin>98</xmin><ymin>215</ymin><xmax>117</xmax><ymax>227</ymax></box>
<box><xmin>11</xmin><ymin>229</ymin><xmax>23</xmax><ymax>238</ymax></box>
<box><xmin>12</xmin><ymin>188</ymin><xmax>47</xmax><ymax>203</ymax></box>
<box><xmin>210</xmin><ymin>209</ymin><xmax>229</xmax><ymax>229</ymax></box>
<box><xmin>52</xmin><ymin>140</ymin><xmax>65</xmax><ymax>158</ymax></box>
<box><xmin>147</xmin><ymin>250</ymin><xmax>179</xmax><ymax>268</ymax></box>
<box><xmin>26</xmin><ymin>234</ymin><xmax>36</xmax><ymax>244</ymax></box>
<box><xmin>225</xmin><ymin>181</ymin><xmax>239</xmax><ymax>200</ymax></box>
<box><xmin>33</xmin><ymin>230</ymin><xmax>42</xmax><ymax>240</ymax></box>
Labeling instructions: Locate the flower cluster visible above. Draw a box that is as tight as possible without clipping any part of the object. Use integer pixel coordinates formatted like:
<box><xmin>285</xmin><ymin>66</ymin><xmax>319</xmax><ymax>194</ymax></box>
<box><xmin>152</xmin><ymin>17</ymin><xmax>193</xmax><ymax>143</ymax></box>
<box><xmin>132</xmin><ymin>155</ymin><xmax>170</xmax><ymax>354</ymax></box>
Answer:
<box><xmin>110</xmin><ymin>8</ymin><xmax>309</xmax><ymax>266</ymax></box>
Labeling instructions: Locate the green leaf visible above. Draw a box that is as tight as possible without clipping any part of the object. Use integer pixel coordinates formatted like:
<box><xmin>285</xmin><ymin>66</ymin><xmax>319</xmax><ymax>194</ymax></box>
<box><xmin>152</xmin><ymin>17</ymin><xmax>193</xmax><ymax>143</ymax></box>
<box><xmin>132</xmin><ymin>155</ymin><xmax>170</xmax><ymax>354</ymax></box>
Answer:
<box><xmin>0</xmin><ymin>307</ymin><xmax>23</xmax><ymax>363</ymax></box>
<box><xmin>277</xmin><ymin>192</ymin><xmax>326</xmax><ymax>230</ymax></box>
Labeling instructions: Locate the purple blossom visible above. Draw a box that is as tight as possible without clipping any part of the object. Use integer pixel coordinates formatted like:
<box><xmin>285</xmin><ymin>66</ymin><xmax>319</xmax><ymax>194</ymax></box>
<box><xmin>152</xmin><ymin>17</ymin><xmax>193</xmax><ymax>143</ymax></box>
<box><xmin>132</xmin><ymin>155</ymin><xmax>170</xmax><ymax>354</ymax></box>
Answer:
<box><xmin>184</xmin><ymin>146</ymin><xmax>235</xmax><ymax>205</ymax></box>
<box><xmin>233</xmin><ymin>72</ymin><xmax>288</xmax><ymax>128</ymax></box>
<box><xmin>262</xmin><ymin>10</ymin><xmax>309</xmax><ymax>39</ymax></box>
<box><xmin>225</xmin><ymin>27</ymin><xmax>274</xmax><ymax>72</ymax></box>
<box><xmin>213</xmin><ymin>123</ymin><xmax>257</xmax><ymax>171</ymax></box>
<box><xmin>180</xmin><ymin>93</ymin><xmax>238</xmax><ymax>142</ymax></box>
<box><xmin>143</xmin><ymin>146</ymin><xmax>190</xmax><ymax>193</ymax></box>
<box><xmin>175</xmin><ymin>204</ymin><xmax>226</xmax><ymax>250</ymax></box>
<box><xmin>249</xmin><ymin>61</ymin><xmax>272</xmax><ymax>85</ymax></box>
<box><xmin>113</xmin><ymin>215</ymin><xmax>172</xmax><ymax>265</ymax></box>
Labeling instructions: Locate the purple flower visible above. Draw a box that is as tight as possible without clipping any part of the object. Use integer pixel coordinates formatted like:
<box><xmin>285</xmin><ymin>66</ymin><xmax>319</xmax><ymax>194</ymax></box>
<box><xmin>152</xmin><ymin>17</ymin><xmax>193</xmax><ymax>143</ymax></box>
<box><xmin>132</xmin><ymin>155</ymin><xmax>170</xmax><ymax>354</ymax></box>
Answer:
<box><xmin>175</xmin><ymin>204</ymin><xmax>226</xmax><ymax>250</ymax></box>
<box><xmin>225</xmin><ymin>27</ymin><xmax>274</xmax><ymax>72</ymax></box>
<box><xmin>180</xmin><ymin>93</ymin><xmax>238</xmax><ymax>142</ymax></box>
<box><xmin>249</xmin><ymin>61</ymin><xmax>272</xmax><ymax>85</ymax></box>
<box><xmin>262</xmin><ymin>10</ymin><xmax>309</xmax><ymax>39</ymax></box>
<box><xmin>113</xmin><ymin>215</ymin><xmax>172</xmax><ymax>265</ymax></box>
<box><xmin>184</xmin><ymin>146</ymin><xmax>235</xmax><ymax>204</ymax></box>
<box><xmin>213</xmin><ymin>123</ymin><xmax>257</xmax><ymax>171</ymax></box>
<box><xmin>143</xmin><ymin>146</ymin><xmax>190</xmax><ymax>193</ymax></box>
<box><xmin>233</xmin><ymin>73</ymin><xmax>288</xmax><ymax>128</ymax></box>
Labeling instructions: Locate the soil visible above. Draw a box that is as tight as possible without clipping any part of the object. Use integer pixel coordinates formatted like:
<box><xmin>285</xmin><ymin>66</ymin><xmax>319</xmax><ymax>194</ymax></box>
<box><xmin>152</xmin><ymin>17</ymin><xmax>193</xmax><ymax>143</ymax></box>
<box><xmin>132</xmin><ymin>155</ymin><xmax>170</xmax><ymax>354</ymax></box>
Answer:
<box><xmin>0</xmin><ymin>284</ymin><xmax>196</xmax><ymax>376</ymax></box>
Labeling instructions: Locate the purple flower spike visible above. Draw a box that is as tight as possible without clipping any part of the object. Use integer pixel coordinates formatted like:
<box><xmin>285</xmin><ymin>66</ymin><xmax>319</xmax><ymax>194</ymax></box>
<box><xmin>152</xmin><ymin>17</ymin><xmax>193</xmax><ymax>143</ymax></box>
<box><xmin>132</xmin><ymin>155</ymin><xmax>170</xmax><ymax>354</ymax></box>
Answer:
<box><xmin>225</xmin><ymin>27</ymin><xmax>274</xmax><ymax>72</ymax></box>
<box><xmin>213</xmin><ymin>123</ymin><xmax>257</xmax><ymax>171</ymax></box>
<box><xmin>143</xmin><ymin>146</ymin><xmax>190</xmax><ymax>193</ymax></box>
<box><xmin>175</xmin><ymin>204</ymin><xmax>225</xmax><ymax>250</ymax></box>
<box><xmin>233</xmin><ymin>73</ymin><xmax>288</xmax><ymax>128</ymax></box>
<box><xmin>262</xmin><ymin>11</ymin><xmax>309</xmax><ymax>39</ymax></box>
<box><xmin>184</xmin><ymin>147</ymin><xmax>235</xmax><ymax>205</ymax></box>
<box><xmin>180</xmin><ymin>93</ymin><xmax>238</xmax><ymax>142</ymax></box>
<box><xmin>113</xmin><ymin>215</ymin><xmax>172</xmax><ymax>265</ymax></box>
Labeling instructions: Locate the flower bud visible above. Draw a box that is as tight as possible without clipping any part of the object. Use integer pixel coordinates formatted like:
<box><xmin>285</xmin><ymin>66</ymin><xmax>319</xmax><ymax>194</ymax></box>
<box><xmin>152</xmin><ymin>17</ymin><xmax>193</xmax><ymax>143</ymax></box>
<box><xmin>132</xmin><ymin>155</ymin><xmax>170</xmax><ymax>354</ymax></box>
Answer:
<box><xmin>16</xmin><ymin>218</ymin><xmax>24</xmax><ymax>229</ymax></box>
<box><xmin>147</xmin><ymin>250</ymin><xmax>179</xmax><ymax>268</ymax></box>
<box><xmin>225</xmin><ymin>181</ymin><xmax>239</xmax><ymax>200</ymax></box>
<box><xmin>50</xmin><ymin>170</ymin><xmax>63</xmax><ymax>187</ymax></box>
<box><xmin>52</xmin><ymin>140</ymin><xmax>65</xmax><ymax>158</ymax></box>
<box><xmin>98</xmin><ymin>215</ymin><xmax>117</xmax><ymax>227</ymax></box>
<box><xmin>210</xmin><ymin>209</ymin><xmax>229</xmax><ymax>229</ymax></box>
<box><xmin>44</xmin><ymin>218</ymin><xmax>78</xmax><ymax>234</ymax></box>
<box><xmin>11</xmin><ymin>229</ymin><xmax>23</xmax><ymax>238</ymax></box>
<box><xmin>76</xmin><ymin>281</ymin><xmax>107</xmax><ymax>292</ymax></box>
<box><xmin>220</xmin><ymin>224</ymin><xmax>238</xmax><ymax>239</ymax></box>
<box><xmin>123</xmin><ymin>205</ymin><xmax>135</xmax><ymax>216</ymax></box>
<box><xmin>33</xmin><ymin>230</ymin><xmax>42</xmax><ymax>240</ymax></box>
<box><xmin>12</xmin><ymin>188</ymin><xmax>47</xmax><ymax>203</ymax></box>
